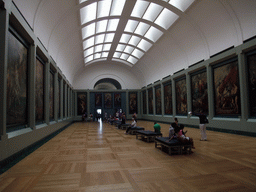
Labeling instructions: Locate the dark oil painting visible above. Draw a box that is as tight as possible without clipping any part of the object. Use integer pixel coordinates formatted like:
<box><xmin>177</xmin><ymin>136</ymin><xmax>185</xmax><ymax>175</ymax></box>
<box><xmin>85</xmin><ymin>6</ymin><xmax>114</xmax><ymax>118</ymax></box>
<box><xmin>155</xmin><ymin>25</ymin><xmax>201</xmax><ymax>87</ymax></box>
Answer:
<box><xmin>143</xmin><ymin>91</ymin><xmax>147</xmax><ymax>114</ymax></box>
<box><xmin>49</xmin><ymin>71</ymin><xmax>54</xmax><ymax>120</ymax></box>
<box><xmin>77</xmin><ymin>93</ymin><xmax>87</xmax><ymax>115</ymax></box>
<box><xmin>191</xmin><ymin>71</ymin><xmax>208</xmax><ymax>114</ymax></box>
<box><xmin>155</xmin><ymin>86</ymin><xmax>162</xmax><ymax>115</ymax></box>
<box><xmin>129</xmin><ymin>92</ymin><xmax>137</xmax><ymax>114</ymax></box>
<box><xmin>213</xmin><ymin>59</ymin><xmax>240</xmax><ymax>115</ymax></box>
<box><xmin>7</xmin><ymin>31</ymin><xmax>28</xmax><ymax>128</ymax></box>
<box><xmin>164</xmin><ymin>82</ymin><xmax>172</xmax><ymax>115</ymax></box>
<box><xmin>104</xmin><ymin>93</ymin><xmax>112</xmax><ymax>108</ymax></box>
<box><xmin>148</xmin><ymin>88</ymin><xmax>153</xmax><ymax>114</ymax></box>
<box><xmin>35</xmin><ymin>58</ymin><xmax>44</xmax><ymax>123</ymax></box>
<box><xmin>114</xmin><ymin>93</ymin><xmax>121</xmax><ymax>108</ymax></box>
<box><xmin>63</xmin><ymin>83</ymin><xmax>66</xmax><ymax>118</ymax></box>
<box><xmin>247</xmin><ymin>52</ymin><xmax>256</xmax><ymax>117</ymax></box>
<box><xmin>58</xmin><ymin>79</ymin><xmax>61</xmax><ymax>118</ymax></box>
<box><xmin>175</xmin><ymin>78</ymin><xmax>187</xmax><ymax>115</ymax></box>
<box><xmin>95</xmin><ymin>93</ymin><xmax>102</xmax><ymax>107</ymax></box>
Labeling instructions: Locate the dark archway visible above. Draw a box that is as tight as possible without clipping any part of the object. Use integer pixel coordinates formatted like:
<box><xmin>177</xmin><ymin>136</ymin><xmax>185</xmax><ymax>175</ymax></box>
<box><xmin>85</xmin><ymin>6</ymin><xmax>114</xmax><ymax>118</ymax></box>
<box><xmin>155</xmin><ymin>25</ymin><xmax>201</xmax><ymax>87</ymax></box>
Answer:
<box><xmin>94</xmin><ymin>78</ymin><xmax>122</xmax><ymax>90</ymax></box>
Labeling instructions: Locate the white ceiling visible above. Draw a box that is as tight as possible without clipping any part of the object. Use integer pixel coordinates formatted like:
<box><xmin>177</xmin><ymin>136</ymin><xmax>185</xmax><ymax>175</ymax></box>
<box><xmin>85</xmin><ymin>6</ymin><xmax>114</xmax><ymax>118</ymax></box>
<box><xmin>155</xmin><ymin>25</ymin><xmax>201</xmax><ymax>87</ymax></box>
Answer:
<box><xmin>12</xmin><ymin>0</ymin><xmax>256</xmax><ymax>89</ymax></box>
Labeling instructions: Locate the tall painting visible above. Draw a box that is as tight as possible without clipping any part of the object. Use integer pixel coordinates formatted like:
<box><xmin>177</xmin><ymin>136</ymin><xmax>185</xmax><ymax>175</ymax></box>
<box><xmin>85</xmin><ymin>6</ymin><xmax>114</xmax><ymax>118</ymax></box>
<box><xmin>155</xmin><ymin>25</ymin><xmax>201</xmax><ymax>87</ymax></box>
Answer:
<box><xmin>191</xmin><ymin>70</ymin><xmax>208</xmax><ymax>114</ymax></box>
<box><xmin>104</xmin><ymin>93</ymin><xmax>112</xmax><ymax>108</ymax></box>
<box><xmin>143</xmin><ymin>91</ymin><xmax>147</xmax><ymax>114</ymax></box>
<box><xmin>95</xmin><ymin>93</ymin><xmax>102</xmax><ymax>107</ymax></box>
<box><xmin>164</xmin><ymin>82</ymin><xmax>172</xmax><ymax>115</ymax></box>
<box><xmin>148</xmin><ymin>88</ymin><xmax>153</xmax><ymax>114</ymax></box>
<box><xmin>49</xmin><ymin>71</ymin><xmax>54</xmax><ymax>120</ymax></box>
<box><xmin>155</xmin><ymin>86</ymin><xmax>162</xmax><ymax>115</ymax></box>
<box><xmin>247</xmin><ymin>51</ymin><xmax>256</xmax><ymax>117</ymax></box>
<box><xmin>7</xmin><ymin>30</ymin><xmax>28</xmax><ymax>128</ymax></box>
<box><xmin>77</xmin><ymin>93</ymin><xmax>87</xmax><ymax>115</ymax></box>
<box><xmin>129</xmin><ymin>92</ymin><xmax>137</xmax><ymax>114</ymax></box>
<box><xmin>63</xmin><ymin>82</ymin><xmax>66</xmax><ymax>118</ymax></box>
<box><xmin>58</xmin><ymin>78</ymin><xmax>61</xmax><ymax>119</ymax></box>
<box><xmin>175</xmin><ymin>77</ymin><xmax>187</xmax><ymax>115</ymax></box>
<box><xmin>114</xmin><ymin>93</ymin><xmax>121</xmax><ymax>108</ymax></box>
<box><xmin>35</xmin><ymin>58</ymin><xmax>44</xmax><ymax>123</ymax></box>
<box><xmin>213</xmin><ymin>58</ymin><xmax>240</xmax><ymax>115</ymax></box>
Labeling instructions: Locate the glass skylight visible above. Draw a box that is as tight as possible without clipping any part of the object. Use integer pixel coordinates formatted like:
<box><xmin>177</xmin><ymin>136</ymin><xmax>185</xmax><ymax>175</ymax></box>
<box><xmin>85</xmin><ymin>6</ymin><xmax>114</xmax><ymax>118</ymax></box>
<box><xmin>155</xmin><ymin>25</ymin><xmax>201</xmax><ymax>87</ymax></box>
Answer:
<box><xmin>79</xmin><ymin>0</ymin><xmax>194</xmax><ymax>66</ymax></box>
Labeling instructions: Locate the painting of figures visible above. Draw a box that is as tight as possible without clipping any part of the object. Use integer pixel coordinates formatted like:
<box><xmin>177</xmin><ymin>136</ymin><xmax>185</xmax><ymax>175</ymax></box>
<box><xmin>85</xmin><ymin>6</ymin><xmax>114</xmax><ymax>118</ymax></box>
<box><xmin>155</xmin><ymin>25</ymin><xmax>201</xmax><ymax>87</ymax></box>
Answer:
<box><xmin>247</xmin><ymin>52</ymin><xmax>256</xmax><ymax>117</ymax></box>
<box><xmin>143</xmin><ymin>91</ymin><xmax>147</xmax><ymax>114</ymax></box>
<box><xmin>58</xmin><ymin>79</ymin><xmax>61</xmax><ymax>118</ymax></box>
<box><xmin>175</xmin><ymin>78</ymin><xmax>187</xmax><ymax>115</ymax></box>
<box><xmin>164</xmin><ymin>82</ymin><xmax>172</xmax><ymax>115</ymax></box>
<box><xmin>6</xmin><ymin>31</ymin><xmax>28</xmax><ymax>128</ymax></box>
<box><xmin>104</xmin><ymin>93</ymin><xmax>112</xmax><ymax>108</ymax></box>
<box><xmin>114</xmin><ymin>93</ymin><xmax>121</xmax><ymax>108</ymax></box>
<box><xmin>129</xmin><ymin>92</ymin><xmax>137</xmax><ymax>114</ymax></box>
<box><xmin>213</xmin><ymin>59</ymin><xmax>240</xmax><ymax>115</ymax></box>
<box><xmin>49</xmin><ymin>71</ymin><xmax>54</xmax><ymax>120</ymax></box>
<box><xmin>35</xmin><ymin>58</ymin><xmax>44</xmax><ymax>123</ymax></box>
<box><xmin>95</xmin><ymin>93</ymin><xmax>102</xmax><ymax>107</ymax></box>
<box><xmin>77</xmin><ymin>93</ymin><xmax>87</xmax><ymax>115</ymax></box>
<box><xmin>155</xmin><ymin>86</ymin><xmax>162</xmax><ymax>115</ymax></box>
<box><xmin>148</xmin><ymin>88</ymin><xmax>153</xmax><ymax>114</ymax></box>
<box><xmin>63</xmin><ymin>83</ymin><xmax>66</xmax><ymax>117</ymax></box>
<box><xmin>191</xmin><ymin>70</ymin><xmax>208</xmax><ymax>114</ymax></box>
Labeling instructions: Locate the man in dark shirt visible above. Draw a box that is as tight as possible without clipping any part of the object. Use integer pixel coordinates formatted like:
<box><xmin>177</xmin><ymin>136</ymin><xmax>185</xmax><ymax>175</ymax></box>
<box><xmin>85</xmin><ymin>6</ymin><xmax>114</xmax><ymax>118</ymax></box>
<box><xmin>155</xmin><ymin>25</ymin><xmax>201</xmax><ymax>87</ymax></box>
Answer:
<box><xmin>189</xmin><ymin>111</ymin><xmax>208</xmax><ymax>141</ymax></box>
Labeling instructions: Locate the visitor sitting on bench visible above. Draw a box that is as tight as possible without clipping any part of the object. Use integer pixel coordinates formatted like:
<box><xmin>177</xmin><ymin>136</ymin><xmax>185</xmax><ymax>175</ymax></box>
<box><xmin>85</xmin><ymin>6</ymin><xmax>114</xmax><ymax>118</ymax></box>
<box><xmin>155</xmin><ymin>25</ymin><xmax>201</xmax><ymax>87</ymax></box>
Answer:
<box><xmin>169</xmin><ymin>123</ymin><xmax>178</xmax><ymax>140</ymax></box>
<box><xmin>125</xmin><ymin>118</ymin><xmax>137</xmax><ymax>134</ymax></box>
<box><xmin>154</xmin><ymin>122</ymin><xmax>161</xmax><ymax>133</ymax></box>
<box><xmin>177</xmin><ymin>126</ymin><xmax>195</xmax><ymax>149</ymax></box>
<box><xmin>118</xmin><ymin>112</ymin><xmax>126</xmax><ymax>129</ymax></box>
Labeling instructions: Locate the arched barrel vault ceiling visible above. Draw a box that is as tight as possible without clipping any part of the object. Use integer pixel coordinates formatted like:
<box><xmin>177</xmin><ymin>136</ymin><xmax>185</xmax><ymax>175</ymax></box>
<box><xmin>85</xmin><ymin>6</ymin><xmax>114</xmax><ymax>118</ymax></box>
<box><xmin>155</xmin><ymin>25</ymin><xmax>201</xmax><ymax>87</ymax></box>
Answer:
<box><xmin>13</xmin><ymin>0</ymin><xmax>256</xmax><ymax>88</ymax></box>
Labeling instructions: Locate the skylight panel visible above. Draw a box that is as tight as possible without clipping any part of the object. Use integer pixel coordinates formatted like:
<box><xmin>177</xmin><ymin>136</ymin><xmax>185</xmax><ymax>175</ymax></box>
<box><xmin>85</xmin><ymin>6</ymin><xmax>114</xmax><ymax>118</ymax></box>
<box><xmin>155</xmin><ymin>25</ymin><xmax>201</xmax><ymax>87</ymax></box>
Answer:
<box><xmin>113</xmin><ymin>52</ymin><xmax>121</xmax><ymax>58</ymax></box>
<box><xmin>127</xmin><ymin>56</ymin><xmax>138</xmax><ymax>65</ymax></box>
<box><xmin>124</xmin><ymin>20</ymin><xmax>139</xmax><ymax>33</ymax></box>
<box><xmin>110</xmin><ymin>0</ymin><xmax>126</xmax><ymax>16</ymax></box>
<box><xmin>103</xmin><ymin>44</ymin><xmax>111</xmax><ymax>51</ymax></box>
<box><xmin>120</xmin><ymin>34</ymin><xmax>131</xmax><ymax>44</ymax></box>
<box><xmin>132</xmin><ymin>48</ymin><xmax>144</xmax><ymax>59</ymax></box>
<box><xmin>83</xmin><ymin>36</ymin><xmax>94</xmax><ymax>50</ymax></box>
<box><xmin>94</xmin><ymin>53</ymin><xmax>101</xmax><ymax>59</ymax></box>
<box><xmin>137</xmin><ymin>39</ymin><xmax>152</xmax><ymax>52</ymax></box>
<box><xmin>107</xmin><ymin>19</ymin><xmax>119</xmax><ymax>31</ymax></box>
<box><xmin>101</xmin><ymin>52</ymin><xmax>109</xmax><ymax>58</ymax></box>
<box><xmin>116</xmin><ymin>44</ymin><xmax>125</xmax><ymax>52</ymax></box>
<box><xmin>128</xmin><ymin>36</ymin><xmax>141</xmax><ymax>46</ymax></box>
<box><xmin>82</xmin><ymin>23</ymin><xmax>95</xmax><ymax>39</ymax></box>
<box><xmin>143</xmin><ymin>3</ymin><xmax>163</xmax><ymax>22</ymax></box>
<box><xmin>155</xmin><ymin>8</ymin><xmax>178</xmax><ymax>30</ymax></box>
<box><xmin>95</xmin><ymin>44</ymin><xmax>103</xmax><ymax>53</ymax></box>
<box><xmin>144</xmin><ymin>26</ymin><xmax>163</xmax><ymax>42</ymax></box>
<box><xmin>79</xmin><ymin>0</ymin><xmax>87</xmax><ymax>4</ymax></box>
<box><xmin>80</xmin><ymin>2</ymin><xmax>97</xmax><ymax>25</ymax></box>
<box><xmin>120</xmin><ymin>53</ymin><xmax>129</xmax><ymax>60</ymax></box>
<box><xmin>84</xmin><ymin>47</ymin><xmax>94</xmax><ymax>57</ymax></box>
<box><xmin>134</xmin><ymin>22</ymin><xmax>150</xmax><ymax>36</ymax></box>
<box><xmin>124</xmin><ymin>45</ymin><xmax>134</xmax><ymax>54</ymax></box>
<box><xmin>85</xmin><ymin>55</ymin><xmax>93</xmax><ymax>63</ymax></box>
<box><xmin>97</xmin><ymin>0</ymin><xmax>112</xmax><ymax>18</ymax></box>
<box><xmin>96</xmin><ymin>20</ymin><xmax>108</xmax><ymax>33</ymax></box>
<box><xmin>131</xmin><ymin>0</ymin><xmax>149</xmax><ymax>18</ymax></box>
<box><xmin>168</xmin><ymin>0</ymin><xmax>195</xmax><ymax>12</ymax></box>
<box><xmin>95</xmin><ymin>34</ymin><xmax>105</xmax><ymax>45</ymax></box>
<box><xmin>104</xmin><ymin>33</ymin><xmax>115</xmax><ymax>43</ymax></box>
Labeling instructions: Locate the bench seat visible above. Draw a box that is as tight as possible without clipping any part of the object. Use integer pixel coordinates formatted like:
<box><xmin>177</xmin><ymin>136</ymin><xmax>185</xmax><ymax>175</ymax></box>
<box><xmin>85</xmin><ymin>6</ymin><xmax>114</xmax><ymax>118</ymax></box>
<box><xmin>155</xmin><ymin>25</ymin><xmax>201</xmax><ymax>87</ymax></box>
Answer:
<box><xmin>129</xmin><ymin>126</ymin><xmax>145</xmax><ymax>135</ymax></box>
<box><xmin>136</xmin><ymin>130</ymin><xmax>162</xmax><ymax>142</ymax></box>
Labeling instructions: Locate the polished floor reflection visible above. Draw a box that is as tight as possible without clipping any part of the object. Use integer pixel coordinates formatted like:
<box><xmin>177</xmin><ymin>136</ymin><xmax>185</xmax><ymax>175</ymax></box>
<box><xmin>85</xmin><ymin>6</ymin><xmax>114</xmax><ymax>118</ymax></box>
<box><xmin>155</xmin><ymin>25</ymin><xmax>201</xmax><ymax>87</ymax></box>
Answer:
<box><xmin>0</xmin><ymin>120</ymin><xmax>256</xmax><ymax>192</ymax></box>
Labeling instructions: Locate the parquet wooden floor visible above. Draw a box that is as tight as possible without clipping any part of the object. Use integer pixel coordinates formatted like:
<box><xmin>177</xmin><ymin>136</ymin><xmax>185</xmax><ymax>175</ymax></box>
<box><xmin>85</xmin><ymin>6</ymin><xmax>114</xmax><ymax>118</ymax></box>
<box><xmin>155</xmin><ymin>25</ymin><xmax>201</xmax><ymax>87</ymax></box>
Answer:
<box><xmin>0</xmin><ymin>120</ymin><xmax>255</xmax><ymax>192</ymax></box>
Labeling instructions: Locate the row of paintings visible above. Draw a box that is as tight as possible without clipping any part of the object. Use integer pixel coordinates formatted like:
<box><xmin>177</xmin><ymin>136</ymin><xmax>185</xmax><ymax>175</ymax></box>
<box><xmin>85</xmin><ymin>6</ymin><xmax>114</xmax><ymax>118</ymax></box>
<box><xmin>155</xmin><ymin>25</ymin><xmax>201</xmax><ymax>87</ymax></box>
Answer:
<box><xmin>143</xmin><ymin>57</ymin><xmax>245</xmax><ymax>116</ymax></box>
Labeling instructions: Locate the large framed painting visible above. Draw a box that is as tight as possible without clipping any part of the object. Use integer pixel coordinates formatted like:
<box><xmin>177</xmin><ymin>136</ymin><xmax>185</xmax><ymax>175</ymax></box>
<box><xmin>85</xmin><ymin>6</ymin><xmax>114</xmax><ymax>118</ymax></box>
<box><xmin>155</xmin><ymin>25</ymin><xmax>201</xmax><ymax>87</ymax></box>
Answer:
<box><xmin>191</xmin><ymin>69</ymin><xmax>208</xmax><ymax>114</ymax></box>
<box><xmin>114</xmin><ymin>93</ymin><xmax>121</xmax><ymax>108</ymax></box>
<box><xmin>148</xmin><ymin>88</ymin><xmax>153</xmax><ymax>114</ymax></box>
<box><xmin>35</xmin><ymin>58</ymin><xmax>44</xmax><ymax>123</ymax></box>
<box><xmin>247</xmin><ymin>51</ymin><xmax>256</xmax><ymax>117</ymax></box>
<box><xmin>6</xmin><ymin>30</ymin><xmax>28</xmax><ymax>128</ymax></box>
<box><xmin>213</xmin><ymin>58</ymin><xmax>241</xmax><ymax>116</ymax></box>
<box><xmin>63</xmin><ymin>82</ymin><xmax>66</xmax><ymax>118</ymax></box>
<box><xmin>143</xmin><ymin>90</ymin><xmax>147</xmax><ymax>114</ymax></box>
<box><xmin>164</xmin><ymin>82</ymin><xmax>172</xmax><ymax>115</ymax></box>
<box><xmin>155</xmin><ymin>86</ymin><xmax>162</xmax><ymax>115</ymax></box>
<box><xmin>95</xmin><ymin>93</ymin><xmax>102</xmax><ymax>107</ymax></box>
<box><xmin>58</xmin><ymin>78</ymin><xmax>61</xmax><ymax>119</ymax></box>
<box><xmin>49</xmin><ymin>71</ymin><xmax>54</xmax><ymax>120</ymax></box>
<box><xmin>104</xmin><ymin>93</ymin><xmax>112</xmax><ymax>108</ymax></box>
<box><xmin>175</xmin><ymin>77</ymin><xmax>187</xmax><ymax>115</ymax></box>
<box><xmin>77</xmin><ymin>92</ymin><xmax>87</xmax><ymax>115</ymax></box>
<box><xmin>129</xmin><ymin>92</ymin><xmax>137</xmax><ymax>114</ymax></box>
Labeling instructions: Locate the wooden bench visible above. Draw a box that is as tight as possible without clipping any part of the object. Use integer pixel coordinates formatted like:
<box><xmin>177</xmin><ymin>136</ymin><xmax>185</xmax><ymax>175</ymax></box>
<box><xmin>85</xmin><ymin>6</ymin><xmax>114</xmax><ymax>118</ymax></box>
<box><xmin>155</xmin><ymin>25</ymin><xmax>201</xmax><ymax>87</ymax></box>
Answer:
<box><xmin>128</xmin><ymin>126</ymin><xmax>145</xmax><ymax>135</ymax></box>
<box><xmin>136</xmin><ymin>130</ymin><xmax>162</xmax><ymax>142</ymax></box>
<box><xmin>155</xmin><ymin>137</ymin><xmax>192</xmax><ymax>155</ymax></box>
